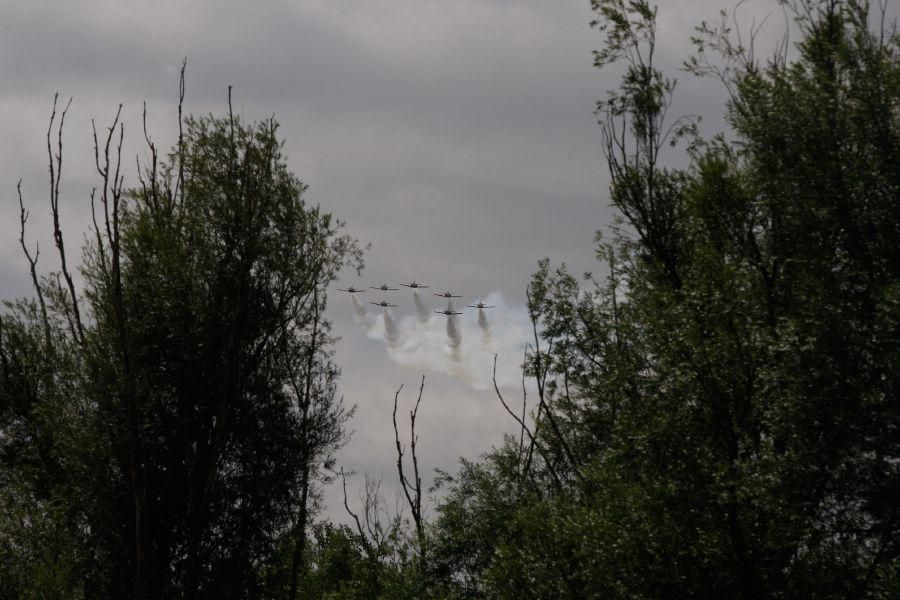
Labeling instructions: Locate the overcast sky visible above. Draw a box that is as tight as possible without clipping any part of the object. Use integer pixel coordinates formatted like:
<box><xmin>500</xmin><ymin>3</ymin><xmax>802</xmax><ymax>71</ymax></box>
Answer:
<box><xmin>1</xmin><ymin>0</ymin><xmax>839</xmax><ymax>521</ymax></box>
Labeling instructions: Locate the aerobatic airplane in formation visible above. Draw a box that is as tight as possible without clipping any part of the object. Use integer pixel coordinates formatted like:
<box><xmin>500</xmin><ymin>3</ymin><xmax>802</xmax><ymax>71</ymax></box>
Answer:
<box><xmin>467</xmin><ymin>301</ymin><xmax>494</xmax><ymax>309</ymax></box>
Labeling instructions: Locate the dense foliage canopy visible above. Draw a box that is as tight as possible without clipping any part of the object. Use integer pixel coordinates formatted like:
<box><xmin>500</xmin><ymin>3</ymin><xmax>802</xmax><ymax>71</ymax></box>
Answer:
<box><xmin>308</xmin><ymin>2</ymin><xmax>900</xmax><ymax>598</ymax></box>
<box><xmin>1</xmin><ymin>99</ymin><xmax>360</xmax><ymax>598</ymax></box>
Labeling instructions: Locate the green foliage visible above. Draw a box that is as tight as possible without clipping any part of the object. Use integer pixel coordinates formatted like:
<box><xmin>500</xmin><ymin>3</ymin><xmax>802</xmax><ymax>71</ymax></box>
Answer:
<box><xmin>415</xmin><ymin>1</ymin><xmax>900</xmax><ymax>598</ymax></box>
<box><xmin>1</xmin><ymin>107</ymin><xmax>360</xmax><ymax>598</ymax></box>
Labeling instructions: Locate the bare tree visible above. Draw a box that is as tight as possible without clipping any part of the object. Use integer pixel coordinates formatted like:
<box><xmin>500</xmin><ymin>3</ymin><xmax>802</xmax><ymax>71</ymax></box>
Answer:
<box><xmin>392</xmin><ymin>375</ymin><xmax>426</xmax><ymax>559</ymax></box>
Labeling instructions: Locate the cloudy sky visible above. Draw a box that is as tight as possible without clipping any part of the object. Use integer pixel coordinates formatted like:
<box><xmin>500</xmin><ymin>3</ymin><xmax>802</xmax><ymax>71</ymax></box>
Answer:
<box><xmin>1</xmin><ymin>0</ymin><xmax>815</xmax><ymax>520</ymax></box>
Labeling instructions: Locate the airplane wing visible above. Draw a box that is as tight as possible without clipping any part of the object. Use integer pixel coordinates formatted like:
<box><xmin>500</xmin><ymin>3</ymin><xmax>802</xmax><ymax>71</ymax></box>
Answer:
<box><xmin>369</xmin><ymin>302</ymin><xmax>384</xmax><ymax>307</ymax></box>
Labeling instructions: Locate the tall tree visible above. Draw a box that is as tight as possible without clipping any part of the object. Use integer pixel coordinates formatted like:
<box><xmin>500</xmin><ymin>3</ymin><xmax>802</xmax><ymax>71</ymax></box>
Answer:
<box><xmin>1</xmin><ymin>82</ymin><xmax>361</xmax><ymax>599</ymax></box>
<box><xmin>426</xmin><ymin>1</ymin><xmax>900</xmax><ymax>597</ymax></box>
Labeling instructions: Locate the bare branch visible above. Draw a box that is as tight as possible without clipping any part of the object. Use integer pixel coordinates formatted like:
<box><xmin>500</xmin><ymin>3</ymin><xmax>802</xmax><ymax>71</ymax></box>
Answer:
<box><xmin>175</xmin><ymin>58</ymin><xmax>187</xmax><ymax>208</ymax></box>
<box><xmin>341</xmin><ymin>468</ymin><xmax>365</xmax><ymax>538</ymax></box>
<box><xmin>493</xmin><ymin>354</ymin><xmax>536</xmax><ymax>464</ymax></box>
<box><xmin>409</xmin><ymin>375</ymin><xmax>424</xmax><ymax>523</ymax></box>
<box><xmin>89</xmin><ymin>188</ymin><xmax>110</xmax><ymax>284</ymax></box>
<box><xmin>527</xmin><ymin>289</ymin><xmax>588</xmax><ymax>490</ymax></box>
<box><xmin>46</xmin><ymin>94</ymin><xmax>84</xmax><ymax>346</ymax></box>
<box><xmin>142</xmin><ymin>101</ymin><xmax>159</xmax><ymax>212</ymax></box>
<box><xmin>498</xmin><ymin>352</ymin><xmax>562</xmax><ymax>492</ymax></box>
<box><xmin>392</xmin><ymin>376</ymin><xmax>426</xmax><ymax>557</ymax></box>
<box><xmin>340</xmin><ymin>467</ymin><xmax>384</xmax><ymax>566</ymax></box>
<box><xmin>17</xmin><ymin>179</ymin><xmax>50</xmax><ymax>346</ymax></box>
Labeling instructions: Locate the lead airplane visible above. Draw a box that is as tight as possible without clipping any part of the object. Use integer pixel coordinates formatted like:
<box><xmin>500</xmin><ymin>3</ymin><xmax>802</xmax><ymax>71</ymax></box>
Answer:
<box><xmin>467</xmin><ymin>301</ymin><xmax>495</xmax><ymax>309</ymax></box>
<box><xmin>372</xmin><ymin>284</ymin><xmax>398</xmax><ymax>292</ymax></box>
<box><xmin>337</xmin><ymin>286</ymin><xmax>366</xmax><ymax>294</ymax></box>
<box><xmin>434</xmin><ymin>290</ymin><xmax>463</xmax><ymax>298</ymax></box>
<box><xmin>370</xmin><ymin>299</ymin><xmax>398</xmax><ymax>308</ymax></box>
<box><xmin>434</xmin><ymin>307</ymin><xmax>462</xmax><ymax>316</ymax></box>
<box><xmin>400</xmin><ymin>280</ymin><xmax>429</xmax><ymax>289</ymax></box>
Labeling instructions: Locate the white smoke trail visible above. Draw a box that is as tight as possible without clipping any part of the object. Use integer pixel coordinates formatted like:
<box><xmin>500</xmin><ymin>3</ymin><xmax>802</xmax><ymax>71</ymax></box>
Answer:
<box><xmin>383</xmin><ymin>308</ymin><xmax>401</xmax><ymax>348</ymax></box>
<box><xmin>352</xmin><ymin>295</ymin><xmax>376</xmax><ymax>329</ymax></box>
<box><xmin>477</xmin><ymin>308</ymin><xmax>491</xmax><ymax>344</ymax></box>
<box><xmin>413</xmin><ymin>289</ymin><xmax>430</xmax><ymax>323</ymax></box>
<box><xmin>351</xmin><ymin>291</ymin><xmax>530</xmax><ymax>391</ymax></box>
<box><xmin>446</xmin><ymin>311</ymin><xmax>462</xmax><ymax>361</ymax></box>
<box><xmin>446</xmin><ymin>314</ymin><xmax>461</xmax><ymax>348</ymax></box>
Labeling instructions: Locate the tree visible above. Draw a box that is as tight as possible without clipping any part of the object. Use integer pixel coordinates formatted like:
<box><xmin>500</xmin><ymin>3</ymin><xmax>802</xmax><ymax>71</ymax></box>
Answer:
<box><xmin>1</xmin><ymin>78</ymin><xmax>361</xmax><ymax>599</ymax></box>
<box><xmin>425</xmin><ymin>1</ymin><xmax>900</xmax><ymax>597</ymax></box>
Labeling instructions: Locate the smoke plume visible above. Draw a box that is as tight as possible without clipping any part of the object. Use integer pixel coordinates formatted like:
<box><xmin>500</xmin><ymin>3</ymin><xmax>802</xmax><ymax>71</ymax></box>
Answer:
<box><xmin>352</xmin><ymin>295</ymin><xmax>375</xmax><ymax>329</ymax></box>
<box><xmin>445</xmin><ymin>308</ymin><xmax>462</xmax><ymax>361</ymax></box>
<box><xmin>383</xmin><ymin>308</ymin><xmax>401</xmax><ymax>347</ymax></box>
<box><xmin>477</xmin><ymin>308</ymin><xmax>491</xmax><ymax>344</ymax></box>
<box><xmin>413</xmin><ymin>290</ymin><xmax>430</xmax><ymax>323</ymax></box>
<box><xmin>351</xmin><ymin>291</ymin><xmax>530</xmax><ymax>391</ymax></box>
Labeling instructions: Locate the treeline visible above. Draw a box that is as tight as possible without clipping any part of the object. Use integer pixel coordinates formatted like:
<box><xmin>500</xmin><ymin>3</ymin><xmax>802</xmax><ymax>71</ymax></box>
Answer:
<box><xmin>2</xmin><ymin>1</ymin><xmax>899</xmax><ymax>598</ymax></box>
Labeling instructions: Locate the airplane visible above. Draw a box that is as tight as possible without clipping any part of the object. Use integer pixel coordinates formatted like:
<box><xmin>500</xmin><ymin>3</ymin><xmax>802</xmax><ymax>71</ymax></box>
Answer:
<box><xmin>370</xmin><ymin>300</ymin><xmax>398</xmax><ymax>308</ymax></box>
<box><xmin>400</xmin><ymin>280</ymin><xmax>429</xmax><ymax>289</ymax></box>
<box><xmin>434</xmin><ymin>308</ymin><xmax>463</xmax><ymax>316</ymax></box>
<box><xmin>372</xmin><ymin>284</ymin><xmax>398</xmax><ymax>292</ymax></box>
<box><xmin>467</xmin><ymin>301</ymin><xmax>495</xmax><ymax>309</ymax></box>
<box><xmin>434</xmin><ymin>290</ymin><xmax>463</xmax><ymax>298</ymax></box>
<box><xmin>337</xmin><ymin>286</ymin><xmax>366</xmax><ymax>294</ymax></box>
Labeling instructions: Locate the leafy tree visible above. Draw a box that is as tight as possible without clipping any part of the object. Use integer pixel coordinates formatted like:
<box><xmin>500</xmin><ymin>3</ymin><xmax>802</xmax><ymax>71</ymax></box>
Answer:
<box><xmin>1</xmin><ymin>82</ymin><xmax>361</xmax><ymax>599</ymax></box>
<box><xmin>425</xmin><ymin>1</ymin><xmax>900</xmax><ymax>598</ymax></box>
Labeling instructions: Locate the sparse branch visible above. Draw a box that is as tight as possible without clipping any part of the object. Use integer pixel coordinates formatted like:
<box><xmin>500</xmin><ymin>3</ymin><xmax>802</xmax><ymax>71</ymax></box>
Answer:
<box><xmin>527</xmin><ymin>290</ymin><xmax>587</xmax><ymax>489</ymax></box>
<box><xmin>522</xmin><ymin>342</ymin><xmax>543</xmax><ymax>477</ymax></box>
<box><xmin>142</xmin><ymin>101</ymin><xmax>159</xmax><ymax>212</ymax></box>
<box><xmin>91</xmin><ymin>104</ymin><xmax>124</xmax><ymax>269</ymax></box>
<box><xmin>17</xmin><ymin>179</ymin><xmax>50</xmax><ymax>346</ymax></box>
<box><xmin>494</xmin><ymin>351</ymin><xmax>563</xmax><ymax>491</ymax></box>
<box><xmin>176</xmin><ymin>58</ymin><xmax>187</xmax><ymax>206</ymax></box>
<box><xmin>341</xmin><ymin>468</ymin><xmax>368</xmax><ymax>548</ymax></box>
<box><xmin>227</xmin><ymin>85</ymin><xmax>238</xmax><ymax>158</ymax></box>
<box><xmin>519</xmin><ymin>350</ymin><xmax>528</xmax><ymax>457</ymax></box>
<box><xmin>89</xmin><ymin>189</ymin><xmax>110</xmax><ymax>283</ymax></box>
<box><xmin>492</xmin><ymin>355</ymin><xmax>535</xmax><ymax>466</ymax></box>
<box><xmin>46</xmin><ymin>94</ymin><xmax>84</xmax><ymax>346</ymax></box>
<box><xmin>409</xmin><ymin>375</ymin><xmax>424</xmax><ymax>530</ymax></box>
<box><xmin>392</xmin><ymin>376</ymin><xmax>426</xmax><ymax>557</ymax></box>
